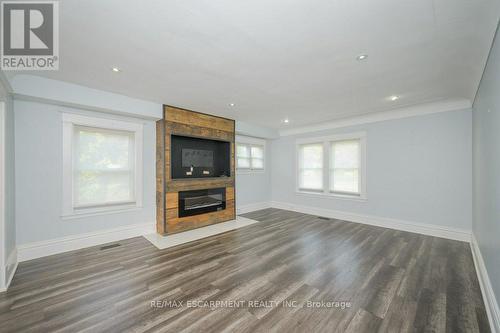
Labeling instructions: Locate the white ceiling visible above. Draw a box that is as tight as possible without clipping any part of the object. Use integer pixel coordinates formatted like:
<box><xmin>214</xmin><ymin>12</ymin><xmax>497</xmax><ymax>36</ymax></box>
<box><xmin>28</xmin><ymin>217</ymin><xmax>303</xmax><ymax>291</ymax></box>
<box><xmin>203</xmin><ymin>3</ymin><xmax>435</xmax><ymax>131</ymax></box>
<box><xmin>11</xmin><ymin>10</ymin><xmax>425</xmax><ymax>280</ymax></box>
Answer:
<box><xmin>9</xmin><ymin>0</ymin><xmax>499</xmax><ymax>129</ymax></box>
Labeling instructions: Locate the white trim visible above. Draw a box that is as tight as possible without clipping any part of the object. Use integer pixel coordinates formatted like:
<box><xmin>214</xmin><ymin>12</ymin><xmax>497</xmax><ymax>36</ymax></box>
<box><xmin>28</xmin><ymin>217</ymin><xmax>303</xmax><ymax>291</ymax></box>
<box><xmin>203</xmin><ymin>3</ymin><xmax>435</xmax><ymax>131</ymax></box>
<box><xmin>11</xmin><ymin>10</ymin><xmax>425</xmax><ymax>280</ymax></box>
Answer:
<box><xmin>62</xmin><ymin>113</ymin><xmax>145</xmax><ymax>132</ymax></box>
<box><xmin>236</xmin><ymin>169</ymin><xmax>266</xmax><ymax>175</ymax></box>
<box><xmin>295</xmin><ymin>190</ymin><xmax>367</xmax><ymax>202</ymax></box>
<box><xmin>0</xmin><ymin>72</ymin><xmax>12</xmax><ymax>98</ymax></box>
<box><xmin>17</xmin><ymin>222</ymin><xmax>155</xmax><ymax>262</ymax></box>
<box><xmin>280</xmin><ymin>98</ymin><xmax>472</xmax><ymax>136</ymax></box>
<box><xmin>270</xmin><ymin>201</ymin><xmax>471</xmax><ymax>242</ymax></box>
<box><xmin>1</xmin><ymin>248</ymin><xmax>18</xmax><ymax>292</ymax></box>
<box><xmin>236</xmin><ymin>135</ymin><xmax>266</xmax><ymax>146</ymax></box>
<box><xmin>296</xmin><ymin>132</ymin><xmax>367</xmax><ymax>201</ymax></box>
<box><xmin>62</xmin><ymin>112</ymin><xmax>144</xmax><ymax>217</ymax></box>
<box><xmin>296</xmin><ymin>141</ymin><xmax>324</xmax><ymax>192</ymax></box>
<box><xmin>295</xmin><ymin>131</ymin><xmax>367</xmax><ymax>145</ymax></box>
<box><xmin>236</xmin><ymin>135</ymin><xmax>266</xmax><ymax>173</ymax></box>
<box><xmin>0</xmin><ymin>101</ymin><xmax>5</xmax><ymax>290</ymax></box>
<box><xmin>471</xmin><ymin>234</ymin><xmax>500</xmax><ymax>333</ymax></box>
<box><xmin>236</xmin><ymin>201</ymin><xmax>272</xmax><ymax>215</ymax></box>
<box><xmin>61</xmin><ymin>206</ymin><xmax>142</xmax><ymax>220</ymax></box>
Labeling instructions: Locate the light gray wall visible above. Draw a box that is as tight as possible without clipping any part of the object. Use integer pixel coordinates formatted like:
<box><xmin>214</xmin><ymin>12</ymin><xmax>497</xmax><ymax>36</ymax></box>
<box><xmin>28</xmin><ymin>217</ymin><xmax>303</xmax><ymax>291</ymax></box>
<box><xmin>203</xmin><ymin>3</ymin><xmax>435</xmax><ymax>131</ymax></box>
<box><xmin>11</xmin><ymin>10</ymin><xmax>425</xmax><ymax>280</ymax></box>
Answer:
<box><xmin>234</xmin><ymin>122</ymin><xmax>276</xmax><ymax>210</ymax></box>
<box><xmin>472</xmin><ymin>25</ymin><xmax>500</xmax><ymax>302</ymax></box>
<box><xmin>235</xmin><ymin>142</ymin><xmax>272</xmax><ymax>209</ymax></box>
<box><xmin>1</xmin><ymin>81</ymin><xmax>16</xmax><ymax>284</ymax></box>
<box><xmin>236</xmin><ymin>120</ymin><xmax>279</xmax><ymax>139</ymax></box>
<box><xmin>271</xmin><ymin>109</ymin><xmax>473</xmax><ymax>230</ymax></box>
<box><xmin>4</xmin><ymin>95</ymin><xmax>16</xmax><ymax>260</ymax></box>
<box><xmin>11</xmin><ymin>75</ymin><xmax>162</xmax><ymax>120</ymax></box>
<box><xmin>15</xmin><ymin>100</ymin><xmax>156</xmax><ymax>245</ymax></box>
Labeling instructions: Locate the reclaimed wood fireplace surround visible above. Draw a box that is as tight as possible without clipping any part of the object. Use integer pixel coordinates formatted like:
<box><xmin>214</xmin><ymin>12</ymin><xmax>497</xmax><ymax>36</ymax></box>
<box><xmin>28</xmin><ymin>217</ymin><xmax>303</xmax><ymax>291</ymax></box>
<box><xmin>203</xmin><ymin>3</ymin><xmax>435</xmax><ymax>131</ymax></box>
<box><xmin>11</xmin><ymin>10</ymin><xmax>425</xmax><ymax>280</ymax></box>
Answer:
<box><xmin>156</xmin><ymin>105</ymin><xmax>236</xmax><ymax>235</ymax></box>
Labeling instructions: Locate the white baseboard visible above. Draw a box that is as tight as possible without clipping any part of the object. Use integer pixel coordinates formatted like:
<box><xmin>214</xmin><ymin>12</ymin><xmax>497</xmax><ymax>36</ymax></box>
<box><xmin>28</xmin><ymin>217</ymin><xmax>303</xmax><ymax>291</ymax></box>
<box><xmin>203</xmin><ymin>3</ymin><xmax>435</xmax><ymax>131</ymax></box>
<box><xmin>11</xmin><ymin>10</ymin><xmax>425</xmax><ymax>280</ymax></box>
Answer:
<box><xmin>0</xmin><ymin>248</ymin><xmax>18</xmax><ymax>292</ymax></box>
<box><xmin>5</xmin><ymin>248</ymin><xmax>18</xmax><ymax>288</ymax></box>
<box><xmin>18</xmin><ymin>222</ymin><xmax>155</xmax><ymax>262</ymax></box>
<box><xmin>236</xmin><ymin>202</ymin><xmax>271</xmax><ymax>215</ymax></box>
<box><xmin>270</xmin><ymin>201</ymin><xmax>471</xmax><ymax>242</ymax></box>
<box><xmin>471</xmin><ymin>234</ymin><xmax>500</xmax><ymax>333</ymax></box>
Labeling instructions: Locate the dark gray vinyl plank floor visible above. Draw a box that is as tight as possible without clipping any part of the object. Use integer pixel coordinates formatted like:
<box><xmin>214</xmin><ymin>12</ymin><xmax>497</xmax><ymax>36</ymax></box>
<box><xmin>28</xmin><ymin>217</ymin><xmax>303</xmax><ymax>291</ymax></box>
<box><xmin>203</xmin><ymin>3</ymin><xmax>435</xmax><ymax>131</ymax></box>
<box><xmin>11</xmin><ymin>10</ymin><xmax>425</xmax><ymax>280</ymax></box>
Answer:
<box><xmin>0</xmin><ymin>208</ymin><xmax>490</xmax><ymax>332</ymax></box>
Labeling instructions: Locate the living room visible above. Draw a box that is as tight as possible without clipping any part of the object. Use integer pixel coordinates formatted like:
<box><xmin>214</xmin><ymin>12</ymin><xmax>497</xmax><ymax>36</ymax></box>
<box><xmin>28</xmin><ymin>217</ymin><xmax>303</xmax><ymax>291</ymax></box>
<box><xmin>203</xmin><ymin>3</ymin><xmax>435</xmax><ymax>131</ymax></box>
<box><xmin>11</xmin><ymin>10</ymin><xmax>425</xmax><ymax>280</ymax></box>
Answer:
<box><xmin>0</xmin><ymin>1</ymin><xmax>499</xmax><ymax>332</ymax></box>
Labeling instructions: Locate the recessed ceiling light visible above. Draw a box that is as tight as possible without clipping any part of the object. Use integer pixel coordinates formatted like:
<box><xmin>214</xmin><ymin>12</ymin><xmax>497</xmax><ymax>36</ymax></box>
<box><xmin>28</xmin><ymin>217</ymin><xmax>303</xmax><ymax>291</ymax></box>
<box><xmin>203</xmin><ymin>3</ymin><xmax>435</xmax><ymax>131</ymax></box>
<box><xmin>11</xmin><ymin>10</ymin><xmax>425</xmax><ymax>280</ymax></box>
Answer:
<box><xmin>229</xmin><ymin>103</ymin><xmax>235</xmax><ymax>107</ymax></box>
<box><xmin>389</xmin><ymin>95</ymin><xmax>400</xmax><ymax>101</ymax></box>
<box><xmin>111</xmin><ymin>67</ymin><xmax>121</xmax><ymax>72</ymax></box>
<box><xmin>356</xmin><ymin>54</ymin><xmax>368</xmax><ymax>61</ymax></box>
<box><xmin>283</xmin><ymin>118</ymin><xmax>289</xmax><ymax>123</ymax></box>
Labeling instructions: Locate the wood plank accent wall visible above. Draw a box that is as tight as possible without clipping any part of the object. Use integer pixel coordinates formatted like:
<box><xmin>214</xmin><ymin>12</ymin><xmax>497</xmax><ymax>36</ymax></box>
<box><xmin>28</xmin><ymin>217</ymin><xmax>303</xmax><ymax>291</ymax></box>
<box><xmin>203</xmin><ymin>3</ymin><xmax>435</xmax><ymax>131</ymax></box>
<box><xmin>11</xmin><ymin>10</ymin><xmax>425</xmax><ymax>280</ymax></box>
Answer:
<box><xmin>156</xmin><ymin>105</ymin><xmax>236</xmax><ymax>235</ymax></box>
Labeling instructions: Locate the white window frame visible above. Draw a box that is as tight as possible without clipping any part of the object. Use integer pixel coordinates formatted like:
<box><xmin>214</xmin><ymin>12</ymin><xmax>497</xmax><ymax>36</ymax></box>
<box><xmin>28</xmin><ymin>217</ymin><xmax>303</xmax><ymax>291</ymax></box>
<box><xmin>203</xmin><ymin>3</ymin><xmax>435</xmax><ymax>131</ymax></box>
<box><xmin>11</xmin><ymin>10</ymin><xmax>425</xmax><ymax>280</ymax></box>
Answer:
<box><xmin>297</xmin><ymin>142</ymin><xmax>324</xmax><ymax>192</ymax></box>
<box><xmin>296</xmin><ymin>132</ymin><xmax>367</xmax><ymax>201</ymax></box>
<box><xmin>62</xmin><ymin>113</ymin><xmax>144</xmax><ymax>218</ymax></box>
<box><xmin>236</xmin><ymin>135</ymin><xmax>266</xmax><ymax>174</ymax></box>
<box><xmin>0</xmin><ymin>101</ymin><xmax>6</xmax><ymax>289</ymax></box>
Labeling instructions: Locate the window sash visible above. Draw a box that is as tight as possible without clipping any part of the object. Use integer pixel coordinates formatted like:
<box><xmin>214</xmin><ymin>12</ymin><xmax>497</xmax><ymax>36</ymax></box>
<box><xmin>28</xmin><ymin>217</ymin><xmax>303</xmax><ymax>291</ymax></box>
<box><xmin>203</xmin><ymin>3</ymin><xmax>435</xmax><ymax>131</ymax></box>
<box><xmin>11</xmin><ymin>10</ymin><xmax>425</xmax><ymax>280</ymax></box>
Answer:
<box><xmin>236</xmin><ymin>143</ymin><xmax>265</xmax><ymax>170</ymax></box>
<box><xmin>298</xmin><ymin>143</ymin><xmax>324</xmax><ymax>191</ymax></box>
<box><xmin>73</xmin><ymin>126</ymin><xmax>136</xmax><ymax>209</ymax></box>
<box><xmin>330</xmin><ymin>139</ymin><xmax>361</xmax><ymax>195</ymax></box>
<box><xmin>296</xmin><ymin>134</ymin><xmax>365</xmax><ymax>199</ymax></box>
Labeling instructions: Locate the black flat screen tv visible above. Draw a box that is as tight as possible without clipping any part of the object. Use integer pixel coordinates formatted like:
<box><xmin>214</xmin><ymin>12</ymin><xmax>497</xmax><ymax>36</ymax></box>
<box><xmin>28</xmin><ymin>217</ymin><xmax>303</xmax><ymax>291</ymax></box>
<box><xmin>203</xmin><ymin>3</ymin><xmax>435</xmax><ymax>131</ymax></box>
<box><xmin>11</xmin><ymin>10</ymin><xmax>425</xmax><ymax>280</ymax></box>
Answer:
<box><xmin>171</xmin><ymin>135</ymin><xmax>230</xmax><ymax>179</ymax></box>
<box><xmin>181</xmin><ymin>149</ymin><xmax>214</xmax><ymax>168</ymax></box>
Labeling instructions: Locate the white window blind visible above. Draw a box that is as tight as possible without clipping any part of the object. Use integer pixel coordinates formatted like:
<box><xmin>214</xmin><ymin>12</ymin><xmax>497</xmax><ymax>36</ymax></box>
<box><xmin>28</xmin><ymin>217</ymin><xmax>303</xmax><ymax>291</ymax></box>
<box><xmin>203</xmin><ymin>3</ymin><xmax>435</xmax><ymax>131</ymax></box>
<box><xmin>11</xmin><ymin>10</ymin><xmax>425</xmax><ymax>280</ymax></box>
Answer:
<box><xmin>330</xmin><ymin>139</ymin><xmax>360</xmax><ymax>194</ymax></box>
<box><xmin>73</xmin><ymin>126</ymin><xmax>135</xmax><ymax>208</ymax></box>
<box><xmin>250</xmin><ymin>145</ymin><xmax>264</xmax><ymax>169</ymax></box>
<box><xmin>236</xmin><ymin>143</ymin><xmax>264</xmax><ymax>170</ymax></box>
<box><xmin>298</xmin><ymin>143</ymin><xmax>323</xmax><ymax>191</ymax></box>
<box><xmin>236</xmin><ymin>144</ymin><xmax>251</xmax><ymax>169</ymax></box>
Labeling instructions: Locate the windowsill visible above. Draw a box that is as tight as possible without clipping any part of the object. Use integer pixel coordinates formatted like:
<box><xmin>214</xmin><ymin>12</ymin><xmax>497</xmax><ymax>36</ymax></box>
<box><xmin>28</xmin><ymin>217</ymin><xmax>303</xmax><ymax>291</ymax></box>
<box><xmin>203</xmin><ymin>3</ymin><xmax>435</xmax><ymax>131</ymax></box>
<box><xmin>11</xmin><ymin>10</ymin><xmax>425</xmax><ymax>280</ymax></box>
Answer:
<box><xmin>296</xmin><ymin>190</ymin><xmax>367</xmax><ymax>202</ymax></box>
<box><xmin>236</xmin><ymin>169</ymin><xmax>265</xmax><ymax>175</ymax></box>
<box><xmin>62</xmin><ymin>204</ymin><xmax>142</xmax><ymax>220</ymax></box>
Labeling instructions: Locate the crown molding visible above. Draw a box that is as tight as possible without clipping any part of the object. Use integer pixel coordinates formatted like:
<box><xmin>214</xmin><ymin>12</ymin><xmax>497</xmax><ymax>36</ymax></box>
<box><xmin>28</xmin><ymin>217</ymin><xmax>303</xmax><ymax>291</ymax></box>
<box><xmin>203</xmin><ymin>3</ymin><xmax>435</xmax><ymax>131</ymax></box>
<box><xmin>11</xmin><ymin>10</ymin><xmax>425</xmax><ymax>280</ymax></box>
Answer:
<box><xmin>279</xmin><ymin>98</ymin><xmax>472</xmax><ymax>137</ymax></box>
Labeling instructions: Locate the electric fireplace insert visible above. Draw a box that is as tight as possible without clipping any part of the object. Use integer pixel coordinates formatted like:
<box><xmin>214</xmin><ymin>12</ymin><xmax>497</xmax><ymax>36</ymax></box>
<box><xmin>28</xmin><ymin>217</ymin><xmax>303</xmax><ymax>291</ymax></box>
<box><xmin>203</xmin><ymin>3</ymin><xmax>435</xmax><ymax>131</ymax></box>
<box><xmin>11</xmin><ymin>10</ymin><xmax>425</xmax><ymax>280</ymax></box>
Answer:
<box><xmin>178</xmin><ymin>188</ymin><xmax>226</xmax><ymax>217</ymax></box>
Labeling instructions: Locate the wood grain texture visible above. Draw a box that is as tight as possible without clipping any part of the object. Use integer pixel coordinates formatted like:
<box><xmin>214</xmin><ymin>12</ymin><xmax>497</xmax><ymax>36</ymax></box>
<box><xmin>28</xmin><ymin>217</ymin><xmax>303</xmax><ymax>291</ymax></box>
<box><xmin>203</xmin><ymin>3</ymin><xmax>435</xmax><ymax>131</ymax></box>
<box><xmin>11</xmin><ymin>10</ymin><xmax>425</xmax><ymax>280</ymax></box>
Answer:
<box><xmin>155</xmin><ymin>120</ymin><xmax>166</xmax><ymax>235</ymax></box>
<box><xmin>226</xmin><ymin>187</ymin><xmax>235</xmax><ymax>201</ymax></box>
<box><xmin>165</xmin><ymin>121</ymin><xmax>234</xmax><ymax>142</ymax></box>
<box><xmin>166</xmin><ymin>178</ymin><xmax>234</xmax><ymax>193</ymax></box>
<box><xmin>156</xmin><ymin>105</ymin><xmax>236</xmax><ymax>235</ymax></box>
<box><xmin>0</xmin><ymin>209</ymin><xmax>489</xmax><ymax>332</ymax></box>
<box><xmin>165</xmin><ymin>192</ymin><xmax>178</xmax><ymax>209</ymax></box>
<box><xmin>164</xmin><ymin>105</ymin><xmax>234</xmax><ymax>132</ymax></box>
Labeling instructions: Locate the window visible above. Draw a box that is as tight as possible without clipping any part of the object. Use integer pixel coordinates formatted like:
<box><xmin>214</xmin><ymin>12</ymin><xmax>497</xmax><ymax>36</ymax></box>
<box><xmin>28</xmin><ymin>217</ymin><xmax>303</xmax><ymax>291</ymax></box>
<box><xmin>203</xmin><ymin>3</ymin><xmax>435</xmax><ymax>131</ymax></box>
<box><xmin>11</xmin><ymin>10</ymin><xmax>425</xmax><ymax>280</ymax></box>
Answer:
<box><xmin>63</xmin><ymin>114</ymin><xmax>143</xmax><ymax>217</ymax></box>
<box><xmin>330</xmin><ymin>140</ymin><xmax>360</xmax><ymax>195</ymax></box>
<box><xmin>74</xmin><ymin>126</ymin><xmax>135</xmax><ymax>208</ymax></box>
<box><xmin>236</xmin><ymin>135</ymin><xmax>265</xmax><ymax>172</ymax></box>
<box><xmin>296</xmin><ymin>133</ymin><xmax>366</xmax><ymax>199</ymax></box>
<box><xmin>298</xmin><ymin>143</ymin><xmax>323</xmax><ymax>191</ymax></box>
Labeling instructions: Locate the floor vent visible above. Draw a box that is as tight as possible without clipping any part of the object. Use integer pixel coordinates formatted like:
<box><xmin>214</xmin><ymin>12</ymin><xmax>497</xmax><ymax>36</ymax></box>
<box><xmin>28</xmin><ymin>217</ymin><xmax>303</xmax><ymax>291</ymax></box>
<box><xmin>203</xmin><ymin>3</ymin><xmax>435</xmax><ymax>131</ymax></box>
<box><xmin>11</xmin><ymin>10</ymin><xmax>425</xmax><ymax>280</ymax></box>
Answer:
<box><xmin>100</xmin><ymin>243</ymin><xmax>121</xmax><ymax>250</ymax></box>
<box><xmin>317</xmin><ymin>216</ymin><xmax>331</xmax><ymax>220</ymax></box>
